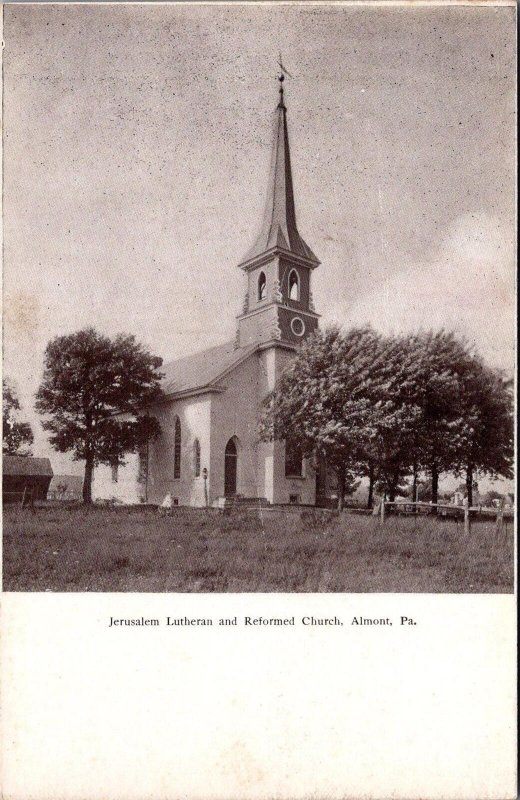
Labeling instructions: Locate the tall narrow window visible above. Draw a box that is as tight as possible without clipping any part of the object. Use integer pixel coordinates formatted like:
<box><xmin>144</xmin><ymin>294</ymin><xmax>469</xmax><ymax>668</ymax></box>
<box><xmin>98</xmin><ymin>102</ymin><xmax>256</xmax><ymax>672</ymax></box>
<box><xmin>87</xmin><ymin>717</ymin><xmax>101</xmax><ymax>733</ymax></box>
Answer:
<box><xmin>258</xmin><ymin>271</ymin><xmax>266</xmax><ymax>301</ymax></box>
<box><xmin>285</xmin><ymin>440</ymin><xmax>303</xmax><ymax>478</ymax></box>
<box><xmin>174</xmin><ymin>417</ymin><xmax>181</xmax><ymax>479</ymax></box>
<box><xmin>288</xmin><ymin>270</ymin><xmax>299</xmax><ymax>301</ymax></box>
<box><xmin>137</xmin><ymin>447</ymin><xmax>148</xmax><ymax>484</ymax></box>
<box><xmin>193</xmin><ymin>439</ymin><xmax>201</xmax><ymax>477</ymax></box>
<box><xmin>111</xmin><ymin>459</ymin><xmax>119</xmax><ymax>484</ymax></box>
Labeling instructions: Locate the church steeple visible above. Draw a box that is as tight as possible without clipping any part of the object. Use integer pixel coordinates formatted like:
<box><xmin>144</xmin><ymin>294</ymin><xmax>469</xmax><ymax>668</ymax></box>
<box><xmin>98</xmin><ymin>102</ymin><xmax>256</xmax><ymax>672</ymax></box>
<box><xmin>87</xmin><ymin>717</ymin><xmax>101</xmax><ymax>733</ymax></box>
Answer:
<box><xmin>239</xmin><ymin>75</ymin><xmax>319</xmax><ymax>268</ymax></box>
<box><xmin>236</xmin><ymin>75</ymin><xmax>320</xmax><ymax>350</ymax></box>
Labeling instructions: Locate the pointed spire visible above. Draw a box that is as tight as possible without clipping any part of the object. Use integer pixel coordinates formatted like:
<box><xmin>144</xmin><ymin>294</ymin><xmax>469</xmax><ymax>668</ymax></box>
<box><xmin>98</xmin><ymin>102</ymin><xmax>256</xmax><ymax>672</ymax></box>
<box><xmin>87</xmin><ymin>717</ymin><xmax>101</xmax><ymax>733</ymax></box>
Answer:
<box><xmin>278</xmin><ymin>71</ymin><xmax>285</xmax><ymax>109</ymax></box>
<box><xmin>239</xmin><ymin>76</ymin><xmax>319</xmax><ymax>267</ymax></box>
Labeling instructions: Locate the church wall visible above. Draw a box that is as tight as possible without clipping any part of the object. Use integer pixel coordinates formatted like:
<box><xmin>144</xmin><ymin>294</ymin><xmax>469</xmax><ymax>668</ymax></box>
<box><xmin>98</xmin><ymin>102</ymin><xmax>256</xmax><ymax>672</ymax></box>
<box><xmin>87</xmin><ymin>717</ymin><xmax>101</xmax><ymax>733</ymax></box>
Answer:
<box><xmin>256</xmin><ymin>347</ymin><xmax>316</xmax><ymax>505</ymax></box>
<box><xmin>236</xmin><ymin>304</ymin><xmax>280</xmax><ymax>348</ymax></box>
<box><xmin>276</xmin><ymin>305</ymin><xmax>319</xmax><ymax>344</ymax></box>
<box><xmin>208</xmin><ymin>354</ymin><xmax>261</xmax><ymax>501</ymax></box>
<box><xmin>92</xmin><ymin>398</ymin><xmax>211</xmax><ymax>507</ymax></box>
<box><xmin>146</xmin><ymin>396</ymin><xmax>211</xmax><ymax>507</ymax></box>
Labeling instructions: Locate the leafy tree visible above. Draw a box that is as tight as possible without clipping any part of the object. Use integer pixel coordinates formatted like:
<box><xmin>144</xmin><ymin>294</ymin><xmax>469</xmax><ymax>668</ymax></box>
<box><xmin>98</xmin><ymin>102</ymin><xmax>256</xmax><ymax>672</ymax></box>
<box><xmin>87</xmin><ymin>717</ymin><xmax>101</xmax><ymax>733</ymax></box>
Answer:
<box><xmin>454</xmin><ymin>361</ymin><xmax>513</xmax><ymax>506</ymax></box>
<box><xmin>3</xmin><ymin>379</ymin><xmax>34</xmax><ymax>456</ymax></box>
<box><xmin>35</xmin><ymin>328</ymin><xmax>164</xmax><ymax>503</ymax></box>
<box><xmin>478</xmin><ymin>490</ymin><xmax>503</xmax><ymax>508</ymax></box>
<box><xmin>260</xmin><ymin>326</ymin><xmax>387</xmax><ymax>510</ymax></box>
<box><xmin>405</xmin><ymin>478</ymin><xmax>432</xmax><ymax>502</ymax></box>
<box><xmin>396</xmin><ymin>331</ymin><xmax>473</xmax><ymax>505</ymax></box>
<box><xmin>362</xmin><ymin>333</ymin><xmax>425</xmax><ymax>502</ymax></box>
<box><xmin>261</xmin><ymin>323</ymin><xmax>512</xmax><ymax>512</ymax></box>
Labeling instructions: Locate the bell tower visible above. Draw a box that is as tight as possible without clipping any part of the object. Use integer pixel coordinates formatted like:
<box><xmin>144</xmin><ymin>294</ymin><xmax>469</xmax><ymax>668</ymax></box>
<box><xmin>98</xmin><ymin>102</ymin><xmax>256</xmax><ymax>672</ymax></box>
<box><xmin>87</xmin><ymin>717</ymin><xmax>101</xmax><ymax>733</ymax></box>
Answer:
<box><xmin>236</xmin><ymin>74</ymin><xmax>320</xmax><ymax>349</ymax></box>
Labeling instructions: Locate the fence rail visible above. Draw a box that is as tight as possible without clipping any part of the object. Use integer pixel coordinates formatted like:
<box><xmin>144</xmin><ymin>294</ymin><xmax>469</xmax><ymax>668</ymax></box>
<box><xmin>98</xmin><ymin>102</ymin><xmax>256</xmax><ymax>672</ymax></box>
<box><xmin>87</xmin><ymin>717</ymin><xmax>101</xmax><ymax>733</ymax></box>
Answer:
<box><xmin>379</xmin><ymin>498</ymin><xmax>512</xmax><ymax>535</ymax></box>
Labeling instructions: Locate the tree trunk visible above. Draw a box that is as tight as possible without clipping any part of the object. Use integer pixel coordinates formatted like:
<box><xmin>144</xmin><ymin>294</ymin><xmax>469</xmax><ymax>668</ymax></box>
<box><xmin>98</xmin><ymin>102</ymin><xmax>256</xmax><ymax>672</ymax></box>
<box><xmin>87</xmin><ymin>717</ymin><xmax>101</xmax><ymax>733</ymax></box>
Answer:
<box><xmin>83</xmin><ymin>455</ymin><xmax>94</xmax><ymax>504</ymax></box>
<box><xmin>388</xmin><ymin>468</ymin><xmax>400</xmax><ymax>503</ymax></box>
<box><xmin>431</xmin><ymin>463</ymin><xmax>439</xmax><ymax>506</ymax></box>
<box><xmin>367</xmin><ymin>464</ymin><xmax>375</xmax><ymax>509</ymax></box>
<box><xmin>466</xmin><ymin>464</ymin><xmax>474</xmax><ymax>507</ymax></box>
<box><xmin>337</xmin><ymin>469</ymin><xmax>345</xmax><ymax>512</ymax></box>
<box><xmin>412</xmin><ymin>463</ymin><xmax>418</xmax><ymax>503</ymax></box>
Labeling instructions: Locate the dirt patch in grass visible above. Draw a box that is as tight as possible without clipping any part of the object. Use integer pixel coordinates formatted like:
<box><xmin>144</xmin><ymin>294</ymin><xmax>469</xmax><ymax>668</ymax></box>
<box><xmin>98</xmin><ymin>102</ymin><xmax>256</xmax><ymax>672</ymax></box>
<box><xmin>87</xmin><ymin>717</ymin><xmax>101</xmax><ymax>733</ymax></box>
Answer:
<box><xmin>2</xmin><ymin>505</ymin><xmax>514</xmax><ymax>593</ymax></box>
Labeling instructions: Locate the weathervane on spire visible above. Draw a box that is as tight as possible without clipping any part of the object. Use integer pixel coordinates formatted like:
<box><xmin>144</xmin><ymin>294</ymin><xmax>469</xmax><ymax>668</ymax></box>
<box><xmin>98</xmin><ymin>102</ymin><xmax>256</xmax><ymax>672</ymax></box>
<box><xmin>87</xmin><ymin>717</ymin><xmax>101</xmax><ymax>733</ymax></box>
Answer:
<box><xmin>277</xmin><ymin>53</ymin><xmax>293</xmax><ymax>108</ymax></box>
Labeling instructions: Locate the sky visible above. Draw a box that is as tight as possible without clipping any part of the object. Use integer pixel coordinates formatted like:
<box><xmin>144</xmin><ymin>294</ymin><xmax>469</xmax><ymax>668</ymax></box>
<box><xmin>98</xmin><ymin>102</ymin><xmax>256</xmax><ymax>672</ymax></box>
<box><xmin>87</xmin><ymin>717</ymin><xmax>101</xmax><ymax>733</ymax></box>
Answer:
<box><xmin>2</xmin><ymin>3</ymin><xmax>516</xmax><ymax>481</ymax></box>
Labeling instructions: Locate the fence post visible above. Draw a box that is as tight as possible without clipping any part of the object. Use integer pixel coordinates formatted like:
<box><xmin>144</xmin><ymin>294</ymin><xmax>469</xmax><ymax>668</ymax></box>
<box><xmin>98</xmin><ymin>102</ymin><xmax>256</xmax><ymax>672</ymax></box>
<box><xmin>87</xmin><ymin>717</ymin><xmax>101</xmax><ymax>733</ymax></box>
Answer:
<box><xmin>463</xmin><ymin>499</ymin><xmax>470</xmax><ymax>535</ymax></box>
<box><xmin>21</xmin><ymin>487</ymin><xmax>27</xmax><ymax>509</ymax></box>
<box><xmin>495</xmin><ymin>498</ymin><xmax>505</xmax><ymax>535</ymax></box>
<box><xmin>380</xmin><ymin>495</ymin><xmax>386</xmax><ymax>526</ymax></box>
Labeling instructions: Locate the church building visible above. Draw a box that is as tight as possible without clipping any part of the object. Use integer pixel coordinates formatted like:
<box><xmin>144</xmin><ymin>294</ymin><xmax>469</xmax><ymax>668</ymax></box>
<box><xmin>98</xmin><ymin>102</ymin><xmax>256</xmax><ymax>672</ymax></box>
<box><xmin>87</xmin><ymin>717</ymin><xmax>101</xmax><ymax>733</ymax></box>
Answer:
<box><xmin>93</xmin><ymin>77</ymin><xmax>322</xmax><ymax>507</ymax></box>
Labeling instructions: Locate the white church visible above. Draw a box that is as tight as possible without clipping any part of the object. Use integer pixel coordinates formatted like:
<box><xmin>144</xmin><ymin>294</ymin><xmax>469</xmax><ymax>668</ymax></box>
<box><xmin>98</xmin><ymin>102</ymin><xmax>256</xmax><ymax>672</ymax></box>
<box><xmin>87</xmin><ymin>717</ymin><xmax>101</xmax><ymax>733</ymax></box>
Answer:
<box><xmin>93</xmin><ymin>78</ymin><xmax>325</xmax><ymax>508</ymax></box>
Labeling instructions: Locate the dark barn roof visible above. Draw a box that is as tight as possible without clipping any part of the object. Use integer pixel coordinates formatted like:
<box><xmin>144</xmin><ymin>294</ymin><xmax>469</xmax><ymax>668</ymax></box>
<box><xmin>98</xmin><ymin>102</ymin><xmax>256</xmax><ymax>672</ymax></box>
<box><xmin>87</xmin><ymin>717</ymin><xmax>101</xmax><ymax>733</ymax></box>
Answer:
<box><xmin>3</xmin><ymin>456</ymin><xmax>54</xmax><ymax>478</ymax></box>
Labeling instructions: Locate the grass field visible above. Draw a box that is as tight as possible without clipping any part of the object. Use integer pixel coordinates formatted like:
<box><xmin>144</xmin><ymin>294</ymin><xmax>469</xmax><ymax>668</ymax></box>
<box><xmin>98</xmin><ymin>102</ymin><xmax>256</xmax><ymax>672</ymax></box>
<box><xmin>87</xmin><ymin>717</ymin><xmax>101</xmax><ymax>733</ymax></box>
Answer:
<box><xmin>2</xmin><ymin>504</ymin><xmax>514</xmax><ymax>593</ymax></box>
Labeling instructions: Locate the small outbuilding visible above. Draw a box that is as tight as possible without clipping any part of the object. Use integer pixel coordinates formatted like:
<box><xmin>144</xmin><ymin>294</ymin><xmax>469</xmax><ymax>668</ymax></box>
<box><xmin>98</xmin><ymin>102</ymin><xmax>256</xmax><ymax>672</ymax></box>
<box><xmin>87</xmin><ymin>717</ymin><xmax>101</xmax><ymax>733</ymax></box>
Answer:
<box><xmin>2</xmin><ymin>456</ymin><xmax>54</xmax><ymax>504</ymax></box>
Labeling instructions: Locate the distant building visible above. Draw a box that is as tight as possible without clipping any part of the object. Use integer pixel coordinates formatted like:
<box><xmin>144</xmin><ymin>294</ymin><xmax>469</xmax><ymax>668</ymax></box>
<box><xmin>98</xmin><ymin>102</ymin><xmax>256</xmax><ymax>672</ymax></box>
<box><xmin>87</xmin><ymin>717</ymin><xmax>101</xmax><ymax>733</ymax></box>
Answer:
<box><xmin>47</xmin><ymin>474</ymin><xmax>83</xmax><ymax>501</ymax></box>
<box><xmin>451</xmin><ymin>491</ymin><xmax>465</xmax><ymax>506</ymax></box>
<box><xmin>2</xmin><ymin>456</ymin><xmax>53</xmax><ymax>503</ymax></box>
<box><xmin>490</xmin><ymin>494</ymin><xmax>514</xmax><ymax>510</ymax></box>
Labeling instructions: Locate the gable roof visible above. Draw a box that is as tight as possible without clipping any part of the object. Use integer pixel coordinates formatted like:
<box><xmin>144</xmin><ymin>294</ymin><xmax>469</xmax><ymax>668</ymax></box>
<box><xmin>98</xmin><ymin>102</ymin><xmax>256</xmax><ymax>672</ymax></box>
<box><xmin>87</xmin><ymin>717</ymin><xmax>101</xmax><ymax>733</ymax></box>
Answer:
<box><xmin>160</xmin><ymin>341</ymin><xmax>258</xmax><ymax>398</ymax></box>
<box><xmin>3</xmin><ymin>456</ymin><xmax>54</xmax><ymax>477</ymax></box>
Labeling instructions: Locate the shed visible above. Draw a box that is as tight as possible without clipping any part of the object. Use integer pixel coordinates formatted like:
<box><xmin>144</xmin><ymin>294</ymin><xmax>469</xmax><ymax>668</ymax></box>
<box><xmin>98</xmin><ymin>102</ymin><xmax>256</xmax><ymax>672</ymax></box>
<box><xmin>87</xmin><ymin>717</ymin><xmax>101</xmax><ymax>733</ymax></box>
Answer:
<box><xmin>2</xmin><ymin>456</ymin><xmax>54</xmax><ymax>503</ymax></box>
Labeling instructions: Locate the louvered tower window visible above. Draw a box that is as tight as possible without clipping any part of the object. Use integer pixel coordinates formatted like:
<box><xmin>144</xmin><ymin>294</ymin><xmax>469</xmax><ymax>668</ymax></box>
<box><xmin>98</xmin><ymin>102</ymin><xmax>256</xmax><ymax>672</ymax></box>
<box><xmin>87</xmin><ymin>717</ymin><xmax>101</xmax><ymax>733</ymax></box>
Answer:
<box><xmin>258</xmin><ymin>271</ymin><xmax>267</xmax><ymax>300</ymax></box>
<box><xmin>288</xmin><ymin>270</ymin><xmax>299</xmax><ymax>301</ymax></box>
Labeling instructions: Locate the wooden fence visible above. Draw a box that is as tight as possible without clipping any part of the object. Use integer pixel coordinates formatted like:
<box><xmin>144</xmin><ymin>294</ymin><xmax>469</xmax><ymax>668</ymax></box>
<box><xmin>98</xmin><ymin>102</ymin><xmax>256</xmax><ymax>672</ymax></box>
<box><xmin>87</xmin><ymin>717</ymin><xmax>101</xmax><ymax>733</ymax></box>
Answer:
<box><xmin>379</xmin><ymin>498</ymin><xmax>512</xmax><ymax>535</ymax></box>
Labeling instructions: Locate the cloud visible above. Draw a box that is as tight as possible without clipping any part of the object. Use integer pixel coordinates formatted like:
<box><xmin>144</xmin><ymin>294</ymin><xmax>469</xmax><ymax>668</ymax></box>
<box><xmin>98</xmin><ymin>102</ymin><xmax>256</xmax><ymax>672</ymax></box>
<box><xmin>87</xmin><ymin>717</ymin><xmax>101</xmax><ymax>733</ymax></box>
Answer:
<box><xmin>327</xmin><ymin>213</ymin><xmax>515</xmax><ymax>371</ymax></box>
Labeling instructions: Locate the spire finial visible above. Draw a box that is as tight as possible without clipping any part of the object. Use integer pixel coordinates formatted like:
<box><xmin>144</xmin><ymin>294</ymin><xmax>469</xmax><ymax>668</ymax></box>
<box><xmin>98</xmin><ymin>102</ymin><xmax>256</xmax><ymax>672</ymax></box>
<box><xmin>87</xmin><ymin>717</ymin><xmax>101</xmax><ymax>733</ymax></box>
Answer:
<box><xmin>238</xmin><ymin>58</ymin><xmax>319</xmax><ymax>268</ymax></box>
<box><xmin>277</xmin><ymin>53</ymin><xmax>292</xmax><ymax>109</ymax></box>
<box><xmin>278</xmin><ymin>71</ymin><xmax>285</xmax><ymax>108</ymax></box>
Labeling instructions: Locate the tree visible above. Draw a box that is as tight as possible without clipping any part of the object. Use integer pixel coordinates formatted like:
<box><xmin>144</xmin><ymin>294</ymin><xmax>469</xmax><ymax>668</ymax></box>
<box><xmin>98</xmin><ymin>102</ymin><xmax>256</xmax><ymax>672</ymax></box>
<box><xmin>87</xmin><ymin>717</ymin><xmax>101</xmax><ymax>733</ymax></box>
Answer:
<box><xmin>454</xmin><ymin>360</ymin><xmax>514</xmax><ymax>506</ymax></box>
<box><xmin>35</xmin><ymin>328</ymin><xmax>164</xmax><ymax>503</ymax></box>
<box><xmin>362</xmin><ymin>333</ymin><xmax>425</xmax><ymax>503</ymax></box>
<box><xmin>405</xmin><ymin>478</ymin><xmax>432</xmax><ymax>502</ymax></box>
<box><xmin>260</xmin><ymin>326</ymin><xmax>386</xmax><ymax>511</ymax></box>
<box><xmin>3</xmin><ymin>379</ymin><xmax>34</xmax><ymax>456</ymax></box>
<box><xmin>396</xmin><ymin>331</ymin><xmax>473</xmax><ymax>505</ymax></box>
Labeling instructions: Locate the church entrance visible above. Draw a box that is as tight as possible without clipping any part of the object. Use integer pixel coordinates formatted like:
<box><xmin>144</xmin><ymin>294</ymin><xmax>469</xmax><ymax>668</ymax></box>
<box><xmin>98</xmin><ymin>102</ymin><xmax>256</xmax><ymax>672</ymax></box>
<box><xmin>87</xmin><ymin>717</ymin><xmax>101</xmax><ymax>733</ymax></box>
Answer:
<box><xmin>224</xmin><ymin>438</ymin><xmax>238</xmax><ymax>496</ymax></box>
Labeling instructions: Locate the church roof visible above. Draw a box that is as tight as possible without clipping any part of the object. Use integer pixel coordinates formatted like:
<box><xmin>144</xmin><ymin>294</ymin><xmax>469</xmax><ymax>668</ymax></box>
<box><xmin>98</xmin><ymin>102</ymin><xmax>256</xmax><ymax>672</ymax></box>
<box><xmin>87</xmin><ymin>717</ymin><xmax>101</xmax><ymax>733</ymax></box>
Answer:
<box><xmin>160</xmin><ymin>340</ymin><xmax>258</xmax><ymax>397</ymax></box>
<box><xmin>239</xmin><ymin>84</ymin><xmax>319</xmax><ymax>268</ymax></box>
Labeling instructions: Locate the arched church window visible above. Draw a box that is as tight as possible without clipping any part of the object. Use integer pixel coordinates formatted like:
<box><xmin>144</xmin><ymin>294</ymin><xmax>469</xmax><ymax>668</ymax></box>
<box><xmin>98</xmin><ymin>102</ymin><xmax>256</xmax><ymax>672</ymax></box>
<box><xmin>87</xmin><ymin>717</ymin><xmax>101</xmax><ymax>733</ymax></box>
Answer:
<box><xmin>193</xmin><ymin>439</ymin><xmax>201</xmax><ymax>477</ymax></box>
<box><xmin>137</xmin><ymin>447</ymin><xmax>148</xmax><ymax>484</ymax></box>
<box><xmin>224</xmin><ymin>437</ymin><xmax>238</xmax><ymax>497</ymax></box>
<box><xmin>174</xmin><ymin>417</ymin><xmax>181</xmax><ymax>479</ymax></box>
<box><xmin>258</xmin><ymin>272</ymin><xmax>267</xmax><ymax>301</ymax></box>
<box><xmin>288</xmin><ymin>270</ymin><xmax>299</xmax><ymax>301</ymax></box>
<box><xmin>285</xmin><ymin>440</ymin><xmax>303</xmax><ymax>478</ymax></box>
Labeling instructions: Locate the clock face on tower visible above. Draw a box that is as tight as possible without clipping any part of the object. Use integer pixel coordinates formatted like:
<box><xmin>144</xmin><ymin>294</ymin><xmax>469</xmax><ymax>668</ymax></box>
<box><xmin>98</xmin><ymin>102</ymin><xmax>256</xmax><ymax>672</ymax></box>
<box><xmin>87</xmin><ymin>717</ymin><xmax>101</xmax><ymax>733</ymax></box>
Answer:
<box><xmin>290</xmin><ymin>316</ymin><xmax>305</xmax><ymax>337</ymax></box>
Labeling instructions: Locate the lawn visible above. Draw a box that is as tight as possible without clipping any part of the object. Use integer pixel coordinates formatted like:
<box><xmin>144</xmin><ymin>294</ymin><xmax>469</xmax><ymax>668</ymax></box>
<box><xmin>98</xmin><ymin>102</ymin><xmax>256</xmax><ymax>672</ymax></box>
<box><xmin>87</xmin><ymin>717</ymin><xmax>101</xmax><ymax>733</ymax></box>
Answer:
<box><xmin>2</xmin><ymin>505</ymin><xmax>514</xmax><ymax>593</ymax></box>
